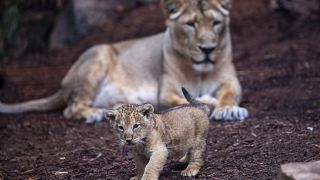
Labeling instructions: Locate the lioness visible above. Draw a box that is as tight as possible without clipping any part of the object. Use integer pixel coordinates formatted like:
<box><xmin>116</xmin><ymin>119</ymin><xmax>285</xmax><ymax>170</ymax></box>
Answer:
<box><xmin>105</xmin><ymin>88</ymin><xmax>209</xmax><ymax>179</ymax></box>
<box><xmin>0</xmin><ymin>0</ymin><xmax>248</xmax><ymax>122</ymax></box>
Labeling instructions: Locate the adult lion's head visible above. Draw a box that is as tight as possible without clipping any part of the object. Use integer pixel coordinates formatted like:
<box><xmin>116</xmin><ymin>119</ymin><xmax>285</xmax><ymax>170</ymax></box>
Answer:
<box><xmin>161</xmin><ymin>0</ymin><xmax>232</xmax><ymax>72</ymax></box>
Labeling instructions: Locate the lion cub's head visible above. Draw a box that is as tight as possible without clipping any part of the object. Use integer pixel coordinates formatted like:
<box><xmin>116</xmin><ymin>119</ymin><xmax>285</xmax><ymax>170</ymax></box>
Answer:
<box><xmin>161</xmin><ymin>0</ymin><xmax>232</xmax><ymax>72</ymax></box>
<box><xmin>105</xmin><ymin>104</ymin><xmax>155</xmax><ymax>145</ymax></box>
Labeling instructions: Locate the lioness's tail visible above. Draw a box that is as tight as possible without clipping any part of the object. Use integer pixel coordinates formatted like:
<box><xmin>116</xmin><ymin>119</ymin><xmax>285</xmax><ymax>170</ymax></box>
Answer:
<box><xmin>0</xmin><ymin>90</ymin><xmax>65</xmax><ymax>114</ymax></box>
<box><xmin>181</xmin><ymin>87</ymin><xmax>210</xmax><ymax>115</ymax></box>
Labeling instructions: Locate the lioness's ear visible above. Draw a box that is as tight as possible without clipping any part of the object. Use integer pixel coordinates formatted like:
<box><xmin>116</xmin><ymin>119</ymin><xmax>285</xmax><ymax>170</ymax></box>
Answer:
<box><xmin>161</xmin><ymin>0</ymin><xmax>185</xmax><ymax>19</ymax></box>
<box><xmin>137</xmin><ymin>104</ymin><xmax>154</xmax><ymax>118</ymax></box>
<box><xmin>104</xmin><ymin>110</ymin><xmax>118</xmax><ymax>121</ymax></box>
<box><xmin>219</xmin><ymin>0</ymin><xmax>232</xmax><ymax>10</ymax></box>
<box><xmin>211</xmin><ymin>0</ymin><xmax>232</xmax><ymax>16</ymax></box>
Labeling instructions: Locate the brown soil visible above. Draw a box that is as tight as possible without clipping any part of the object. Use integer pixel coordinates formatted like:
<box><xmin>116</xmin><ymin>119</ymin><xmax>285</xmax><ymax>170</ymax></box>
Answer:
<box><xmin>0</xmin><ymin>0</ymin><xmax>320</xmax><ymax>179</ymax></box>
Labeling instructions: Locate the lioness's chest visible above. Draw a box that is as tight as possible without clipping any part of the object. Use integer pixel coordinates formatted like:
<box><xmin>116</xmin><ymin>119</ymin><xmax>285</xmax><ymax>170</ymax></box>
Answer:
<box><xmin>92</xmin><ymin>78</ymin><xmax>158</xmax><ymax>108</ymax></box>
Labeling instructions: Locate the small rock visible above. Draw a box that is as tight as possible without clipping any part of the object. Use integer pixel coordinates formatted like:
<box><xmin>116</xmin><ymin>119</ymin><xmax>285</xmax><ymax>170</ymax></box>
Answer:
<box><xmin>244</xmin><ymin>138</ymin><xmax>254</xmax><ymax>143</ymax></box>
<box><xmin>217</xmin><ymin>165</ymin><xmax>223</xmax><ymax>170</ymax></box>
<box><xmin>278</xmin><ymin>161</ymin><xmax>320</xmax><ymax>180</ymax></box>
<box><xmin>307</xmin><ymin>127</ymin><xmax>314</xmax><ymax>133</ymax></box>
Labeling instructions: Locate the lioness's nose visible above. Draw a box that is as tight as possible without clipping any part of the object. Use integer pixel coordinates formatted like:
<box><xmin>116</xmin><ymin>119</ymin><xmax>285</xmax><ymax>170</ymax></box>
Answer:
<box><xmin>199</xmin><ymin>45</ymin><xmax>216</xmax><ymax>55</ymax></box>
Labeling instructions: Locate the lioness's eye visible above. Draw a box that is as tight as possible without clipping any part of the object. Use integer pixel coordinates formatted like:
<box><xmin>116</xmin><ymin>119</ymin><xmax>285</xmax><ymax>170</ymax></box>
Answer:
<box><xmin>133</xmin><ymin>124</ymin><xmax>140</xmax><ymax>129</ymax></box>
<box><xmin>213</xmin><ymin>20</ymin><xmax>222</xmax><ymax>26</ymax></box>
<box><xmin>118</xmin><ymin>125</ymin><xmax>124</xmax><ymax>131</ymax></box>
<box><xmin>186</xmin><ymin>21</ymin><xmax>195</xmax><ymax>27</ymax></box>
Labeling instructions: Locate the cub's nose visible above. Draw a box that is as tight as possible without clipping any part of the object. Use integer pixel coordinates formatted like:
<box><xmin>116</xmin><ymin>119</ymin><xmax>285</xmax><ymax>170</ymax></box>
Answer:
<box><xmin>126</xmin><ymin>139</ymin><xmax>132</xmax><ymax>143</ymax></box>
<box><xmin>199</xmin><ymin>45</ymin><xmax>216</xmax><ymax>55</ymax></box>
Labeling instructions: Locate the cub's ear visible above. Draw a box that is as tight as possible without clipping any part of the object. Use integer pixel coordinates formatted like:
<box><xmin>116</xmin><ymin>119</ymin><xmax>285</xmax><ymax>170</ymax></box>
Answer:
<box><xmin>161</xmin><ymin>0</ymin><xmax>185</xmax><ymax>19</ymax></box>
<box><xmin>137</xmin><ymin>104</ymin><xmax>154</xmax><ymax>118</ymax></box>
<box><xmin>104</xmin><ymin>110</ymin><xmax>118</xmax><ymax>121</ymax></box>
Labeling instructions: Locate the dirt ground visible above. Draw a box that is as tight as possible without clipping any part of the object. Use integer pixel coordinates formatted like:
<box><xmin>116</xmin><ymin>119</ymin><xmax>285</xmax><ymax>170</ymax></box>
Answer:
<box><xmin>0</xmin><ymin>0</ymin><xmax>320</xmax><ymax>179</ymax></box>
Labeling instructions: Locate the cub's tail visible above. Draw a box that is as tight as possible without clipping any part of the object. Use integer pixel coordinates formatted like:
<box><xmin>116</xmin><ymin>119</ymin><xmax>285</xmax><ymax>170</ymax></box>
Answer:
<box><xmin>181</xmin><ymin>87</ymin><xmax>210</xmax><ymax>115</ymax></box>
<box><xmin>0</xmin><ymin>90</ymin><xmax>65</xmax><ymax>114</ymax></box>
<box><xmin>181</xmin><ymin>87</ymin><xmax>200</xmax><ymax>105</ymax></box>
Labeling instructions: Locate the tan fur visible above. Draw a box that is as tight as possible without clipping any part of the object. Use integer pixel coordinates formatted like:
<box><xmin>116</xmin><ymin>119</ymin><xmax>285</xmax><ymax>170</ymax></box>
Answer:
<box><xmin>105</xmin><ymin>89</ymin><xmax>209</xmax><ymax>179</ymax></box>
<box><xmin>0</xmin><ymin>0</ymin><xmax>248</xmax><ymax>122</ymax></box>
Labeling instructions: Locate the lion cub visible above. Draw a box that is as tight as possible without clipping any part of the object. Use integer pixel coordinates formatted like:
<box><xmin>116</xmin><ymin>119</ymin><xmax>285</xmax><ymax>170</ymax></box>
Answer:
<box><xmin>105</xmin><ymin>88</ymin><xmax>210</xmax><ymax>180</ymax></box>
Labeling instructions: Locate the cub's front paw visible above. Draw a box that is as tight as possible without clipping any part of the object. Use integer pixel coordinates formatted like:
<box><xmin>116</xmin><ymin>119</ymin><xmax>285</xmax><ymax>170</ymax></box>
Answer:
<box><xmin>130</xmin><ymin>176</ymin><xmax>139</xmax><ymax>180</ymax></box>
<box><xmin>181</xmin><ymin>166</ymin><xmax>200</xmax><ymax>177</ymax></box>
<box><xmin>211</xmin><ymin>106</ymin><xmax>249</xmax><ymax>121</ymax></box>
<box><xmin>85</xmin><ymin>109</ymin><xmax>105</xmax><ymax>123</ymax></box>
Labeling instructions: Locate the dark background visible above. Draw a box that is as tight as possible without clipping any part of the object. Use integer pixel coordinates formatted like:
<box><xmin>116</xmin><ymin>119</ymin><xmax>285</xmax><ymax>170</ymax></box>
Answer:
<box><xmin>0</xmin><ymin>0</ymin><xmax>320</xmax><ymax>179</ymax></box>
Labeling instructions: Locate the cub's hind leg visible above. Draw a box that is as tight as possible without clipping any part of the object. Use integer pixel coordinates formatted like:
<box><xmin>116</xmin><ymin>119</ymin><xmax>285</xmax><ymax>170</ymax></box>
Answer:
<box><xmin>62</xmin><ymin>44</ymin><xmax>118</xmax><ymax>123</ymax></box>
<box><xmin>181</xmin><ymin>141</ymin><xmax>206</xmax><ymax>177</ymax></box>
<box><xmin>181</xmin><ymin>122</ymin><xmax>208</xmax><ymax>178</ymax></box>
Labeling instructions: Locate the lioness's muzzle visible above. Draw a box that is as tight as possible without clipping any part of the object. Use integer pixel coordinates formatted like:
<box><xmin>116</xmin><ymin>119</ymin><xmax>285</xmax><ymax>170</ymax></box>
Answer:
<box><xmin>192</xmin><ymin>57</ymin><xmax>215</xmax><ymax>65</ymax></box>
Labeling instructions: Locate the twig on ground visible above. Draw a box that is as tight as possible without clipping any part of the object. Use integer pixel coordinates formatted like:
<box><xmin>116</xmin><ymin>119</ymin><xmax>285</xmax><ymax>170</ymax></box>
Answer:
<box><xmin>54</xmin><ymin>171</ymin><xmax>68</xmax><ymax>175</ymax></box>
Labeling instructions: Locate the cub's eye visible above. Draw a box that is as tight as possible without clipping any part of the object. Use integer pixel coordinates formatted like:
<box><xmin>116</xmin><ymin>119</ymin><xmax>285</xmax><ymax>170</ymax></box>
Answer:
<box><xmin>213</xmin><ymin>20</ymin><xmax>222</xmax><ymax>26</ymax></box>
<box><xmin>118</xmin><ymin>125</ymin><xmax>124</xmax><ymax>131</ymax></box>
<box><xmin>186</xmin><ymin>21</ymin><xmax>195</xmax><ymax>27</ymax></box>
<box><xmin>133</xmin><ymin>124</ymin><xmax>140</xmax><ymax>129</ymax></box>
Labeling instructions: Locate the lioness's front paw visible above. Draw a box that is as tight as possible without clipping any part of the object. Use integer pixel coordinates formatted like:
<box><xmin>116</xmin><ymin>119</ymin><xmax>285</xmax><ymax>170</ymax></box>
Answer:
<box><xmin>196</xmin><ymin>94</ymin><xmax>218</xmax><ymax>105</ymax></box>
<box><xmin>85</xmin><ymin>109</ymin><xmax>105</xmax><ymax>123</ymax></box>
<box><xmin>130</xmin><ymin>176</ymin><xmax>138</xmax><ymax>180</ymax></box>
<box><xmin>181</xmin><ymin>166</ymin><xmax>200</xmax><ymax>177</ymax></box>
<box><xmin>211</xmin><ymin>106</ymin><xmax>249</xmax><ymax>121</ymax></box>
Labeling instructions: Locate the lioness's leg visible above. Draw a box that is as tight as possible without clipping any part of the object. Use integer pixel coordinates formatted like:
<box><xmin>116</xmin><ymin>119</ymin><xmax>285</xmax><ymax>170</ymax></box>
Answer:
<box><xmin>62</xmin><ymin>45</ymin><xmax>118</xmax><ymax>123</ymax></box>
<box><xmin>160</xmin><ymin>90</ymin><xmax>188</xmax><ymax>106</ymax></box>
<box><xmin>63</xmin><ymin>98</ymin><xmax>105</xmax><ymax>123</ymax></box>
<box><xmin>159</xmin><ymin>74</ymin><xmax>188</xmax><ymax>107</ymax></box>
<box><xmin>212</xmin><ymin>79</ymin><xmax>248</xmax><ymax>121</ymax></box>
